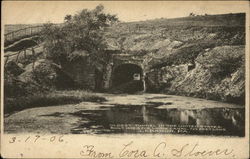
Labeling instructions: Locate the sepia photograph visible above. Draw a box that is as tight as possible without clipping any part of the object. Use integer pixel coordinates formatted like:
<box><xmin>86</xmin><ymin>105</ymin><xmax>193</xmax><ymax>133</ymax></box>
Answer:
<box><xmin>1</xmin><ymin>1</ymin><xmax>249</xmax><ymax>158</ymax></box>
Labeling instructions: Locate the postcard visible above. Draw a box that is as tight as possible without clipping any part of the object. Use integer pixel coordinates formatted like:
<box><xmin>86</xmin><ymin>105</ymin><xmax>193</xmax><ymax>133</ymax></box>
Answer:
<box><xmin>1</xmin><ymin>1</ymin><xmax>249</xmax><ymax>158</ymax></box>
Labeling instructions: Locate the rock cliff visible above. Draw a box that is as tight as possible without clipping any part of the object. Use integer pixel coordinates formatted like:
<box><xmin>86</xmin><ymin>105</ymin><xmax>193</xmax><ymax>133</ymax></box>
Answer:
<box><xmin>106</xmin><ymin>13</ymin><xmax>245</xmax><ymax>104</ymax></box>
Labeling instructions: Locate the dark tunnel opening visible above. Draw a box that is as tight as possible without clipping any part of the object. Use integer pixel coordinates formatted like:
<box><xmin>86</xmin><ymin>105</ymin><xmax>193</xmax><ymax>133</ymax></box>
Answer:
<box><xmin>111</xmin><ymin>64</ymin><xmax>144</xmax><ymax>93</ymax></box>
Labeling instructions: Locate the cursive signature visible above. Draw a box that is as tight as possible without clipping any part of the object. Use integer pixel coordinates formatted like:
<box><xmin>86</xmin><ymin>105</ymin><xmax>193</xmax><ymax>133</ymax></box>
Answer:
<box><xmin>171</xmin><ymin>143</ymin><xmax>235</xmax><ymax>157</ymax></box>
<box><xmin>80</xmin><ymin>141</ymin><xmax>235</xmax><ymax>158</ymax></box>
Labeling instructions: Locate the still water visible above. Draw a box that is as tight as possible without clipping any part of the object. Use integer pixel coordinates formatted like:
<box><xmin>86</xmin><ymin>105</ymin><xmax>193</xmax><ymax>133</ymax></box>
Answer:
<box><xmin>70</xmin><ymin>104</ymin><xmax>245</xmax><ymax>136</ymax></box>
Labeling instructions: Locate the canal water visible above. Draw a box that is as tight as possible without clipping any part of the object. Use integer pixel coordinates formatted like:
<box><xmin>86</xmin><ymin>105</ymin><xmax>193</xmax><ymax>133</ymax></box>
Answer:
<box><xmin>4</xmin><ymin>93</ymin><xmax>245</xmax><ymax>136</ymax></box>
<box><xmin>70</xmin><ymin>104</ymin><xmax>245</xmax><ymax>136</ymax></box>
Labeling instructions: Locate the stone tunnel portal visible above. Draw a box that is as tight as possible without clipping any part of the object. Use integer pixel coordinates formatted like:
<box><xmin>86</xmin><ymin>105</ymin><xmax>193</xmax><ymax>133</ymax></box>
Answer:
<box><xmin>111</xmin><ymin>64</ymin><xmax>144</xmax><ymax>93</ymax></box>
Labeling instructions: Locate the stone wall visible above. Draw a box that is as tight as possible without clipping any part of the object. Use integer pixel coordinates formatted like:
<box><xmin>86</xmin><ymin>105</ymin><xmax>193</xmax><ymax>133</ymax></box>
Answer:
<box><xmin>61</xmin><ymin>53</ymin><xmax>146</xmax><ymax>91</ymax></box>
<box><xmin>62</xmin><ymin>57</ymin><xmax>96</xmax><ymax>90</ymax></box>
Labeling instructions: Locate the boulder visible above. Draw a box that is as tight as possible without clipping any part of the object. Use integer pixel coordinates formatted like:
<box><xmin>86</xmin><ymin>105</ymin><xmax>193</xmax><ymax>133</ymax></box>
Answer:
<box><xmin>19</xmin><ymin>59</ymin><xmax>75</xmax><ymax>89</ymax></box>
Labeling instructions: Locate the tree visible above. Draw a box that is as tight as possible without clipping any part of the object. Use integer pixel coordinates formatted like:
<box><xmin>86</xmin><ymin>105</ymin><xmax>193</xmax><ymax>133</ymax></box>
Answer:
<box><xmin>189</xmin><ymin>13</ymin><xmax>195</xmax><ymax>16</ymax></box>
<box><xmin>42</xmin><ymin>4</ymin><xmax>119</xmax><ymax>65</ymax></box>
<box><xmin>64</xmin><ymin>15</ymin><xmax>72</xmax><ymax>22</ymax></box>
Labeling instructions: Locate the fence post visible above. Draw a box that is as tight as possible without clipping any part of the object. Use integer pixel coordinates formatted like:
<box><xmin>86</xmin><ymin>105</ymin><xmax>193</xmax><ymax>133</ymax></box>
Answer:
<box><xmin>24</xmin><ymin>49</ymin><xmax>27</xmax><ymax>58</ymax></box>
<box><xmin>11</xmin><ymin>32</ymin><xmax>14</xmax><ymax>41</ymax></box>
<box><xmin>16</xmin><ymin>51</ymin><xmax>21</xmax><ymax>62</ymax></box>
<box><xmin>32</xmin><ymin>47</ymin><xmax>35</xmax><ymax>71</ymax></box>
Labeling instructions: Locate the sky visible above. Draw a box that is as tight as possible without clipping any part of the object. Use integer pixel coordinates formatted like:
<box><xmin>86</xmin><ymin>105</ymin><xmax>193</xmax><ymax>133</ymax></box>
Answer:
<box><xmin>2</xmin><ymin>1</ymin><xmax>248</xmax><ymax>24</ymax></box>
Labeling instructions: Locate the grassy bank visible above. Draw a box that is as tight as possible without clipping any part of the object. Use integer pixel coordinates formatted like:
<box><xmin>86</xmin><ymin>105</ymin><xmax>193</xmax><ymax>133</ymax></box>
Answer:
<box><xmin>4</xmin><ymin>90</ymin><xmax>106</xmax><ymax>115</ymax></box>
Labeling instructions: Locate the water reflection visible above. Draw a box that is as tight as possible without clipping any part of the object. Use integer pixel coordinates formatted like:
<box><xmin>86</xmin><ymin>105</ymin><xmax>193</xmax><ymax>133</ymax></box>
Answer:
<box><xmin>70</xmin><ymin>105</ymin><xmax>244</xmax><ymax>136</ymax></box>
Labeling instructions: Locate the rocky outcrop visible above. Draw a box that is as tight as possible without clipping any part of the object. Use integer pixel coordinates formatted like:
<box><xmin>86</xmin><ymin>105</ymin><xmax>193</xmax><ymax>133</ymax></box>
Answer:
<box><xmin>4</xmin><ymin>59</ymin><xmax>76</xmax><ymax>99</ymax></box>
<box><xmin>18</xmin><ymin>59</ymin><xmax>75</xmax><ymax>89</ymax></box>
<box><xmin>147</xmin><ymin>46</ymin><xmax>245</xmax><ymax>104</ymax></box>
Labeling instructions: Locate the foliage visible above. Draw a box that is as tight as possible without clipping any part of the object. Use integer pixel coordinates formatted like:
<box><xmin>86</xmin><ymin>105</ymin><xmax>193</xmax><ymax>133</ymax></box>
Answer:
<box><xmin>42</xmin><ymin>4</ymin><xmax>118</xmax><ymax>64</ymax></box>
<box><xmin>4</xmin><ymin>90</ymin><xmax>106</xmax><ymax>114</ymax></box>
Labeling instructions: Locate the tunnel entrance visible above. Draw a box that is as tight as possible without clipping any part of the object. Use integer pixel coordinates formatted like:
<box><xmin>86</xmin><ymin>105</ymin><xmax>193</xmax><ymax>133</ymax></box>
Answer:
<box><xmin>111</xmin><ymin>64</ymin><xmax>144</xmax><ymax>93</ymax></box>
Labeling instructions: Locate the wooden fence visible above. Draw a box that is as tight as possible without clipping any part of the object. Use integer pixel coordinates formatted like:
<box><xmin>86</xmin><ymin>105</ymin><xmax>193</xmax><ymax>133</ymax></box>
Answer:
<box><xmin>4</xmin><ymin>26</ymin><xmax>44</xmax><ymax>42</ymax></box>
<box><xmin>4</xmin><ymin>24</ymin><xmax>61</xmax><ymax>44</ymax></box>
<box><xmin>3</xmin><ymin>24</ymin><xmax>63</xmax><ymax>68</ymax></box>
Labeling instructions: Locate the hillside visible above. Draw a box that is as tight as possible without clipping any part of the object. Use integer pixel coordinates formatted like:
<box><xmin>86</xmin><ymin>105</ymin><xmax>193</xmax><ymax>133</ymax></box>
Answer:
<box><xmin>106</xmin><ymin>13</ymin><xmax>245</xmax><ymax>104</ymax></box>
<box><xmin>105</xmin><ymin>13</ymin><xmax>245</xmax><ymax>50</ymax></box>
<box><xmin>4</xmin><ymin>13</ymin><xmax>246</xmax><ymax>104</ymax></box>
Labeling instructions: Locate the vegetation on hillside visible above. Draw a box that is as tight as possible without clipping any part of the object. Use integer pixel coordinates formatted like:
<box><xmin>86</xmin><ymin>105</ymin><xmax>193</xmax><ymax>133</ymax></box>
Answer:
<box><xmin>42</xmin><ymin>4</ymin><xmax>118</xmax><ymax>65</ymax></box>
